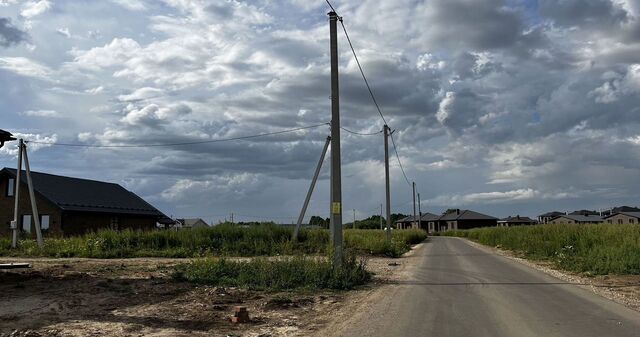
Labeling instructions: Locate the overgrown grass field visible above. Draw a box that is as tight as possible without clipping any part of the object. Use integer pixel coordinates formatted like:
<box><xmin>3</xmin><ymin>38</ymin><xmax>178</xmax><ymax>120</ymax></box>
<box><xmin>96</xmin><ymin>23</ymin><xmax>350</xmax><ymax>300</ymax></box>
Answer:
<box><xmin>0</xmin><ymin>224</ymin><xmax>427</xmax><ymax>259</ymax></box>
<box><xmin>442</xmin><ymin>224</ymin><xmax>640</xmax><ymax>275</ymax></box>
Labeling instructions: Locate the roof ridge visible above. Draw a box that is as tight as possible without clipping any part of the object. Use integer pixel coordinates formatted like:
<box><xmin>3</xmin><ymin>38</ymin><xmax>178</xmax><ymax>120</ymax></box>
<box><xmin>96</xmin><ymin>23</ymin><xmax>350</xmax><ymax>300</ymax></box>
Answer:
<box><xmin>3</xmin><ymin>167</ymin><xmax>121</xmax><ymax>186</ymax></box>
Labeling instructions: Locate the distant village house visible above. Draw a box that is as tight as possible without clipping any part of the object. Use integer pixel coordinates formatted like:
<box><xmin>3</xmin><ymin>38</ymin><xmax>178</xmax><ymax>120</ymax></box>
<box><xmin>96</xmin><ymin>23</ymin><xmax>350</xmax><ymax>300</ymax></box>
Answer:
<box><xmin>547</xmin><ymin>214</ymin><xmax>603</xmax><ymax>224</ymax></box>
<box><xmin>498</xmin><ymin>215</ymin><xmax>537</xmax><ymax>227</ymax></box>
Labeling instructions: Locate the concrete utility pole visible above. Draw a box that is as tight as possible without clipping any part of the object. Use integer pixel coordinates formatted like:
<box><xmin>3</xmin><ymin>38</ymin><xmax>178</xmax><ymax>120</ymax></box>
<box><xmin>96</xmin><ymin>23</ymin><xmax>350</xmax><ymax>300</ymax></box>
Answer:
<box><xmin>329</xmin><ymin>10</ymin><xmax>343</xmax><ymax>267</ymax></box>
<box><xmin>22</xmin><ymin>143</ymin><xmax>44</xmax><ymax>248</ymax></box>
<box><xmin>384</xmin><ymin>125</ymin><xmax>392</xmax><ymax>242</ymax></box>
<box><xmin>293</xmin><ymin>135</ymin><xmax>331</xmax><ymax>241</ymax></box>
<box><xmin>412</xmin><ymin>182</ymin><xmax>417</xmax><ymax>229</ymax></box>
<box><xmin>11</xmin><ymin>139</ymin><xmax>23</xmax><ymax>248</ymax></box>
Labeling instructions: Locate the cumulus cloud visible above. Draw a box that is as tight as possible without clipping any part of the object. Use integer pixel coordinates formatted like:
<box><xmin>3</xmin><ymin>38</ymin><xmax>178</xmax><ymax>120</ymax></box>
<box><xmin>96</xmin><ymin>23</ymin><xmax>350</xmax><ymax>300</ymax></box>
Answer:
<box><xmin>110</xmin><ymin>0</ymin><xmax>146</xmax><ymax>11</ymax></box>
<box><xmin>20</xmin><ymin>0</ymin><xmax>52</xmax><ymax>18</ymax></box>
<box><xmin>590</xmin><ymin>64</ymin><xmax>640</xmax><ymax>103</ymax></box>
<box><xmin>0</xmin><ymin>133</ymin><xmax>57</xmax><ymax>156</ymax></box>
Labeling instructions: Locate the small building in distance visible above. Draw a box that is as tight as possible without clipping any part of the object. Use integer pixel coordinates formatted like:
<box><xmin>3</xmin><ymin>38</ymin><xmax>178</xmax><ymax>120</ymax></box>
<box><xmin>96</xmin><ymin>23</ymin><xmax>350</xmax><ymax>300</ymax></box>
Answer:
<box><xmin>569</xmin><ymin>209</ymin><xmax>600</xmax><ymax>216</ymax></box>
<box><xmin>548</xmin><ymin>214</ymin><xmax>603</xmax><ymax>224</ymax></box>
<box><xmin>603</xmin><ymin>212</ymin><xmax>640</xmax><ymax>225</ymax></box>
<box><xmin>0</xmin><ymin>168</ymin><xmax>167</xmax><ymax>237</ymax></box>
<box><xmin>395</xmin><ymin>215</ymin><xmax>419</xmax><ymax>229</ymax></box>
<box><xmin>177</xmin><ymin>218</ymin><xmax>210</xmax><ymax>229</ymax></box>
<box><xmin>437</xmin><ymin>209</ymin><xmax>498</xmax><ymax>232</ymax></box>
<box><xmin>421</xmin><ymin>213</ymin><xmax>440</xmax><ymax>233</ymax></box>
<box><xmin>538</xmin><ymin>211</ymin><xmax>564</xmax><ymax>224</ymax></box>
<box><xmin>498</xmin><ymin>215</ymin><xmax>537</xmax><ymax>227</ymax></box>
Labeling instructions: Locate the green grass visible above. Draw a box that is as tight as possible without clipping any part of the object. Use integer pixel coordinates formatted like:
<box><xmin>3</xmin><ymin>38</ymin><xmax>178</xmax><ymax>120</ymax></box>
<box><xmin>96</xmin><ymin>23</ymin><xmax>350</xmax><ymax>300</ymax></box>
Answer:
<box><xmin>441</xmin><ymin>224</ymin><xmax>640</xmax><ymax>275</ymax></box>
<box><xmin>0</xmin><ymin>224</ymin><xmax>427</xmax><ymax>258</ymax></box>
<box><xmin>173</xmin><ymin>254</ymin><xmax>371</xmax><ymax>290</ymax></box>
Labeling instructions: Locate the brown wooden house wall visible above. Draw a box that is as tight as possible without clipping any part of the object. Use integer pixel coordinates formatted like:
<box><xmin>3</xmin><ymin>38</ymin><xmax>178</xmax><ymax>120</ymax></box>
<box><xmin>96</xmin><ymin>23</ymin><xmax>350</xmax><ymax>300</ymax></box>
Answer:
<box><xmin>0</xmin><ymin>174</ymin><xmax>158</xmax><ymax>237</ymax></box>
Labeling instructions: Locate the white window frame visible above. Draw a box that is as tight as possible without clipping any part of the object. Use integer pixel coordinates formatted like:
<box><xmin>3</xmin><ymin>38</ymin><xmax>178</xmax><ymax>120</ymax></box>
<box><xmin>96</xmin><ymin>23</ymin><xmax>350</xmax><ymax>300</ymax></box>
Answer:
<box><xmin>22</xmin><ymin>214</ymin><xmax>32</xmax><ymax>233</ymax></box>
<box><xmin>7</xmin><ymin>178</ymin><xmax>15</xmax><ymax>197</ymax></box>
<box><xmin>40</xmin><ymin>215</ymin><xmax>50</xmax><ymax>230</ymax></box>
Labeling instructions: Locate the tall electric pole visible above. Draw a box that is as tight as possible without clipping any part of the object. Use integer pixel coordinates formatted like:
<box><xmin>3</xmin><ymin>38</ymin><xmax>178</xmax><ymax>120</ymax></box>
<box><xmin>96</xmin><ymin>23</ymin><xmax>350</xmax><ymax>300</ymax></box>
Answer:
<box><xmin>413</xmin><ymin>182</ymin><xmax>417</xmax><ymax>229</ymax></box>
<box><xmin>23</xmin><ymin>143</ymin><xmax>44</xmax><ymax>248</ymax></box>
<box><xmin>11</xmin><ymin>139</ymin><xmax>23</xmax><ymax>248</ymax></box>
<box><xmin>384</xmin><ymin>125</ymin><xmax>392</xmax><ymax>242</ymax></box>
<box><xmin>329</xmin><ymin>10</ymin><xmax>343</xmax><ymax>266</ymax></box>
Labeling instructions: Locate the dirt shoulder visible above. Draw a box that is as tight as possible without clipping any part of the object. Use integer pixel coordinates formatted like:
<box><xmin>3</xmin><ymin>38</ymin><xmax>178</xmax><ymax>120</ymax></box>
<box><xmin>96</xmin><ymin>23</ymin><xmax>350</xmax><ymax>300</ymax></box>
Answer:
<box><xmin>459</xmin><ymin>238</ymin><xmax>640</xmax><ymax>312</ymax></box>
<box><xmin>0</xmin><ymin>247</ymin><xmax>425</xmax><ymax>337</ymax></box>
<box><xmin>312</xmin><ymin>242</ymin><xmax>426</xmax><ymax>337</ymax></box>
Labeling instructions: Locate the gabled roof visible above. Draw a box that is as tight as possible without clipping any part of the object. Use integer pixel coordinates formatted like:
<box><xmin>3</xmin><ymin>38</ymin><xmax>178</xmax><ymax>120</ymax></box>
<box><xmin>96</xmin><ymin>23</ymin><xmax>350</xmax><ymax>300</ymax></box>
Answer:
<box><xmin>396</xmin><ymin>212</ymin><xmax>440</xmax><ymax>223</ymax></box>
<box><xmin>396</xmin><ymin>215</ymin><xmax>418</xmax><ymax>223</ymax></box>
<box><xmin>420</xmin><ymin>212</ymin><xmax>440</xmax><ymax>221</ymax></box>
<box><xmin>499</xmin><ymin>216</ymin><xmax>537</xmax><ymax>223</ymax></box>
<box><xmin>439</xmin><ymin>209</ymin><xmax>497</xmax><ymax>221</ymax></box>
<box><xmin>2</xmin><ymin>168</ymin><xmax>166</xmax><ymax>217</ymax></box>
<box><xmin>569</xmin><ymin>209</ymin><xmax>599</xmax><ymax>216</ymax></box>
<box><xmin>178</xmin><ymin>218</ymin><xmax>209</xmax><ymax>227</ymax></box>
<box><xmin>551</xmin><ymin>214</ymin><xmax>603</xmax><ymax>222</ymax></box>
<box><xmin>603</xmin><ymin>212</ymin><xmax>640</xmax><ymax>220</ymax></box>
<box><xmin>539</xmin><ymin>211</ymin><xmax>564</xmax><ymax>217</ymax></box>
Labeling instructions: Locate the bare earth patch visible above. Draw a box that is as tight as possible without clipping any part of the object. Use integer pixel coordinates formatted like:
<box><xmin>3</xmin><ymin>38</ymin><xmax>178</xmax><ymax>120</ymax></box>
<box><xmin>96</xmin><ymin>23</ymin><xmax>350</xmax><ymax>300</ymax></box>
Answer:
<box><xmin>0</xmin><ymin>249</ymin><xmax>422</xmax><ymax>337</ymax></box>
<box><xmin>460</xmin><ymin>238</ymin><xmax>640</xmax><ymax>312</ymax></box>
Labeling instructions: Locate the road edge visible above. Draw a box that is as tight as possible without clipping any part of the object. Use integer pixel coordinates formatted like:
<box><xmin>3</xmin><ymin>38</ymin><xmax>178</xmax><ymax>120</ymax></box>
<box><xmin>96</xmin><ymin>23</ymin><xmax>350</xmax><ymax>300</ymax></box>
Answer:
<box><xmin>452</xmin><ymin>236</ymin><xmax>640</xmax><ymax>312</ymax></box>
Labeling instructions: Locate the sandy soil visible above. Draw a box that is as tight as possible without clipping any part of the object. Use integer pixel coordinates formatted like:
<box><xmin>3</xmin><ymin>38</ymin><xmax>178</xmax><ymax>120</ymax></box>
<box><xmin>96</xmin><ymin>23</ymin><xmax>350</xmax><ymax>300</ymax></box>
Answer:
<box><xmin>0</xmin><ymin>250</ymin><xmax>421</xmax><ymax>337</ymax></box>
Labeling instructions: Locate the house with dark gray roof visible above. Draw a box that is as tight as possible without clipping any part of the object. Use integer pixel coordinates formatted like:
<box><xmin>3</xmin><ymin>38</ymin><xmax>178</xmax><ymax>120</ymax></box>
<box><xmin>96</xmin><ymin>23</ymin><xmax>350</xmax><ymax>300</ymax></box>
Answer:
<box><xmin>395</xmin><ymin>212</ymin><xmax>440</xmax><ymax>231</ymax></box>
<box><xmin>0</xmin><ymin>168</ymin><xmax>168</xmax><ymax>237</ymax></box>
<box><xmin>538</xmin><ymin>211</ymin><xmax>564</xmax><ymax>224</ymax></box>
<box><xmin>498</xmin><ymin>215</ymin><xmax>537</xmax><ymax>227</ymax></box>
<box><xmin>603</xmin><ymin>212</ymin><xmax>640</xmax><ymax>225</ymax></box>
<box><xmin>436</xmin><ymin>209</ymin><xmax>498</xmax><ymax>232</ymax></box>
<box><xmin>548</xmin><ymin>214</ymin><xmax>603</xmax><ymax>224</ymax></box>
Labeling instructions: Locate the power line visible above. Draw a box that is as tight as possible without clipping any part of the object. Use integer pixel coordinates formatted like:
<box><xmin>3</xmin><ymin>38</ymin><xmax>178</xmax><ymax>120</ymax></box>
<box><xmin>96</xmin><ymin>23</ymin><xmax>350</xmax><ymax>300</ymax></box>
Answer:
<box><xmin>340</xmin><ymin>126</ymin><xmax>382</xmax><ymax>136</ymax></box>
<box><xmin>325</xmin><ymin>0</ymin><xmax>337</xmax><ymax>12</ymax></box>
<box><xmin>24</xmin><ymin>123</ymin><xmax>330</xmax><ymax>148</ymax></box>
<box><xmin>338</xmin><ymin>19</ymin><xmax>389</xmax><ymax>126</ymax></box>
<box><xmin>328</xmin><ymin>2</ymin><xmax>413</xmax><ymax>187</ymax></box>
<box><xmin>389</xmin><ymin>131</ymin><xmax>411</xmax><ymax>186</ymax></box>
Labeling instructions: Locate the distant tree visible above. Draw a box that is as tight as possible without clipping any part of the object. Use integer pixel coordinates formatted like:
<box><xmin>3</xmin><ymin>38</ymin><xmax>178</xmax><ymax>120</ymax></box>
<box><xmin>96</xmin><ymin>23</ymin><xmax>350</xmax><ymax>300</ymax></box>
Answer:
<box><xmin>390</xmin><ymin>213</ymin><xmax>408</xmax><ymax>224</ymax></box>
<box><xmin>309</xmin><ymin>215</ymin><xmax>330</xmax><ymax>228</ymax></box>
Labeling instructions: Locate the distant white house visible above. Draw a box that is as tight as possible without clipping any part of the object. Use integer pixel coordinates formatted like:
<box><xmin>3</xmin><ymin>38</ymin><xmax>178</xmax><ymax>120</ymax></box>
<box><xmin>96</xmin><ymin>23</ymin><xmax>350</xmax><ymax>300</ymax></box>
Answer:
<box><xmin>176</xmin><ymin>218</ymin><xmax>210</xmax><ymax>229</ymax></box>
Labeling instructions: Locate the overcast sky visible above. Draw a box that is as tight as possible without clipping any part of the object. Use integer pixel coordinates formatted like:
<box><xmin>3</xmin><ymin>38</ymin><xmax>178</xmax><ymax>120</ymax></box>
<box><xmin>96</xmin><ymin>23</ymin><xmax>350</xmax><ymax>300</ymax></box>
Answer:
<box><xmin>1</xmin><ymin>0</ymin><xmax>639</xmax><ymax>222</ymax></box>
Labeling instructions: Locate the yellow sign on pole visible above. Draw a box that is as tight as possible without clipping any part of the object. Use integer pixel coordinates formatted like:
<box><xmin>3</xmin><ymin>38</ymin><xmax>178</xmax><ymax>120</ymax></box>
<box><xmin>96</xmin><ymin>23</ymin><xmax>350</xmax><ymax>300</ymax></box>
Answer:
<box><xmin>332</xmin><ymin>202</ymin><xmax>341</xmax><ymax>214</ymax></box>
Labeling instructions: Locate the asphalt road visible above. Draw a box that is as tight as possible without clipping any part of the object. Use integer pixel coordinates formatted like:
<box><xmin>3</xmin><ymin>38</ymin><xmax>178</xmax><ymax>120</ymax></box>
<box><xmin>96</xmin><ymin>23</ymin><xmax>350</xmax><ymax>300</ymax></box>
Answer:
<box><xmin>333</xmin><ymin>236</ymin><xmax>640</xmax><ymax>337</ymax></box>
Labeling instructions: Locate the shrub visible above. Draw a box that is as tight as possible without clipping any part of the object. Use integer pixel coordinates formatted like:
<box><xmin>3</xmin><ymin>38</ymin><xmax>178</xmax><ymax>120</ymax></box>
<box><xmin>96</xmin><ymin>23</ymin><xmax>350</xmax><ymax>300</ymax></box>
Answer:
<box><xmin>173</xmin><ymin>254</ymin><xmax>371</xmax><ymax>290</ymax></box>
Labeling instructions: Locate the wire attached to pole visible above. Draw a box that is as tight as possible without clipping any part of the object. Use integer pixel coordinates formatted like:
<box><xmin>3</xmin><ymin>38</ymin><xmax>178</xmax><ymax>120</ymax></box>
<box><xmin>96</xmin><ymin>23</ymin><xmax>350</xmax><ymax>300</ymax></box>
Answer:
<box><xmin>24</xmin><ymin>123</ymin><xmax>330</xmax><ymax>148</ymax></box>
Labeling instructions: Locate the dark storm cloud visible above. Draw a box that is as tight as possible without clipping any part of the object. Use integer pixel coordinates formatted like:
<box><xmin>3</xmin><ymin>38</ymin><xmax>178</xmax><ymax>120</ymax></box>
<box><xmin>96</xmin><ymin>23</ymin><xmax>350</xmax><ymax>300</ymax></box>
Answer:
<box><xmin>416</xmin><ymin>0</ymin><xmax>525</xmax><ymax>50</ymax></box>
<box><xmin>0</xmin><ymin>18</ymin><xmax>28</xmax><ymax>47</ymax></box>
<box><xmin>539</xmin><ymin>0</ymin><xmax>628</xmax><ymax>29</ymax></box>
